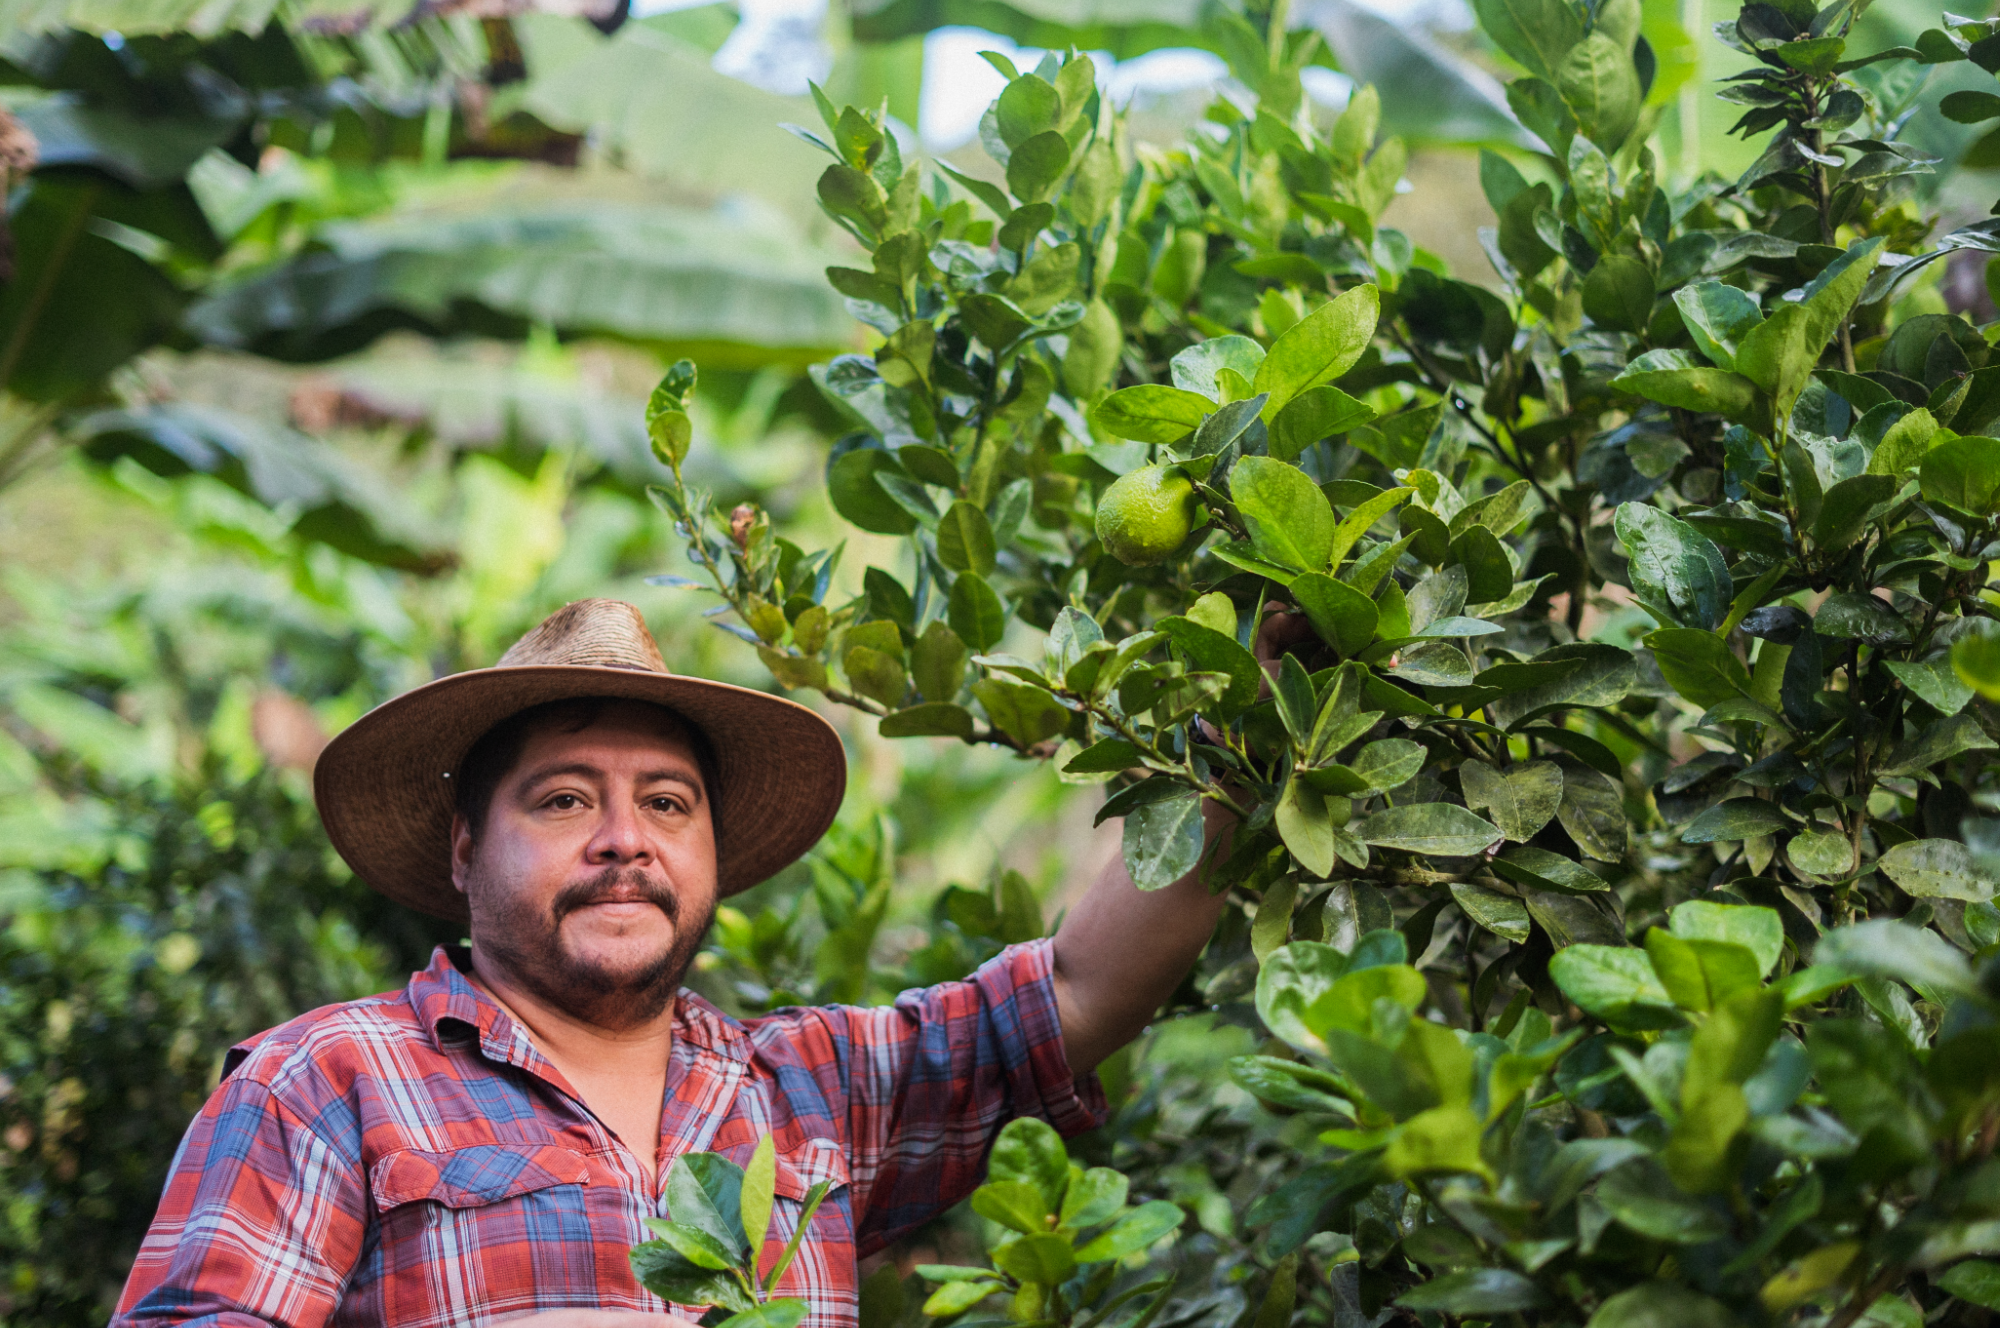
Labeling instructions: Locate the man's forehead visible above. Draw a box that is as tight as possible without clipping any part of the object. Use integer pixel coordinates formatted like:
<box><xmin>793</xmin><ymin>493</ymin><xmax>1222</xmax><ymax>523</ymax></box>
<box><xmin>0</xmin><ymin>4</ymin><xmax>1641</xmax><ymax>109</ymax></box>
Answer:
<box><xmin>511</xmin><ymin>702</ymin><xmax>704</xmax><ymax>770</ymax></box>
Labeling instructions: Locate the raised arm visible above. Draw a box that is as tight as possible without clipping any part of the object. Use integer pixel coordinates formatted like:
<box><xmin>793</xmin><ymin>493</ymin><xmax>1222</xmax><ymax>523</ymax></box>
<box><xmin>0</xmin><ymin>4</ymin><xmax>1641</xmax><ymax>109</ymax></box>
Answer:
<box><xmin>1049</xmin><ymin>605</ymin><xmax>1316</xmax><ymax>1075</ymax></box>
<box><xmin>1047</xmin><ymin>799</ymin><xmax>1236</xmax><ymax>1075</ymax></box>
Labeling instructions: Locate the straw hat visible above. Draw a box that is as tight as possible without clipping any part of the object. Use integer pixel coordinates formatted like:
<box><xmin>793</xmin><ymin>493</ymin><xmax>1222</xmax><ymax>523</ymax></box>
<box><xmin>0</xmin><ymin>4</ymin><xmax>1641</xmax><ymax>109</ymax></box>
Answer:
<box><xmin>313</xmin><ymin>599</ymin><xmax>847</xmax><ymax>923</ymax></box>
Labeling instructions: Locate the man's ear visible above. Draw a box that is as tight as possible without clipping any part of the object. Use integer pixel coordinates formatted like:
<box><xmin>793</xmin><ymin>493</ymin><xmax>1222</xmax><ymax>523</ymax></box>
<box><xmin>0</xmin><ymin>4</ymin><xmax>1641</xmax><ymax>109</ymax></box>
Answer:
<box><xmin>449</xmin><ymin>813</ymin><xmax>475</xmax><ymax>895</ymax></box>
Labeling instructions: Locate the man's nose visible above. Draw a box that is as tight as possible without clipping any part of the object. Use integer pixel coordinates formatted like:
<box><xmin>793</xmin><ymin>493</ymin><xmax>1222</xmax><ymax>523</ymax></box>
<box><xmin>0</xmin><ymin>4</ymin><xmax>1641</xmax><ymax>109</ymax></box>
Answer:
<box><xmin>585</xmin><ymin>797</ymin><xmax>653</xmax><ymax>864</ymax></box>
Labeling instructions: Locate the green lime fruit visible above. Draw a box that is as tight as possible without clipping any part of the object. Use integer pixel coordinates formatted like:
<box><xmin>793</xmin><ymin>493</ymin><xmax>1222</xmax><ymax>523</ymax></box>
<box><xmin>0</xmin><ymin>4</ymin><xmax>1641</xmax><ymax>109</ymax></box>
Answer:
<box><xmin>1096</xmin><ymin>464</ymin><xmax>1198</xmax><ymax>565</ymax></box>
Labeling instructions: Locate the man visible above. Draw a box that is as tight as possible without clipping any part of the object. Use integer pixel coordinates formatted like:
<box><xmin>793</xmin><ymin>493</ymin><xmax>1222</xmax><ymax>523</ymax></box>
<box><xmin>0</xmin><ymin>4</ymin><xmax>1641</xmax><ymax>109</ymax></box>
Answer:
<box><xmin>113</xmin><ymin>599</ymin><xmax>1232</xmax><ymax>1328</ymax></box>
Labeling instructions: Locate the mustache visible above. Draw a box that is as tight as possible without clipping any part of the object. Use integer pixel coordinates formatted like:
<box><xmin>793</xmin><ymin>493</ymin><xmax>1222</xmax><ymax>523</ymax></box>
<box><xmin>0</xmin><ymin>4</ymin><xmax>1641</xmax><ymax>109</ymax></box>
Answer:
<box><xmin>549</xmin><ymin>865</ymin><xmax>682</xmax><ymax>923</ymax></box>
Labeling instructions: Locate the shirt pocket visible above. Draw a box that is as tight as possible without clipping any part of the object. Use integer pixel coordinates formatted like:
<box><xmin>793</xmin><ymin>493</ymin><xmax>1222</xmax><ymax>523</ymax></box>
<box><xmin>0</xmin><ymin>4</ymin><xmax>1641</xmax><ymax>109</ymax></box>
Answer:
<box><xmin>371</xmin><ymin>1142</ymin><xmax>591</xmax><ymax>1211</ymax></box>
<box><xmin>366</xmin><ymin>1143</ymin><xmax>601</xmax><ymax>1319</ymax></box>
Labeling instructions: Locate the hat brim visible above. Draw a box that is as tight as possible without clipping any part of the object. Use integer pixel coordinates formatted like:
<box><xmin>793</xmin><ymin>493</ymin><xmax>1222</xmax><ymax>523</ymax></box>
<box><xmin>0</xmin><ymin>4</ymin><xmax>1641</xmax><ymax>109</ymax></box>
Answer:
<box><xmin>313</xmin><ymin>665</ymin><xmax>848</xmax><ymax>923</ymax></box>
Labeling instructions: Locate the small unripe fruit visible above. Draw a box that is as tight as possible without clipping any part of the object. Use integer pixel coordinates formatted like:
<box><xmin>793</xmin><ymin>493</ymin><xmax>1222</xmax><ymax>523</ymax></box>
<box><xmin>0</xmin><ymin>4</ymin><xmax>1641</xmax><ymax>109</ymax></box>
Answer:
<box><xmin>1095</xmin><ymin>464</ymin><xmax>1198</xmax><ymax>566</ymax></box>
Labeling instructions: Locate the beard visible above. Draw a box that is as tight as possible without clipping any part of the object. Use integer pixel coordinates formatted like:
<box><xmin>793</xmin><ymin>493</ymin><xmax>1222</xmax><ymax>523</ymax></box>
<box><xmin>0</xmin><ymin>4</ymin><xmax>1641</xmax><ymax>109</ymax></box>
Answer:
<box><xmin>468</xmin><ymin>861</ymin><xmax>715</xmax><ymax>1031</ymax></box>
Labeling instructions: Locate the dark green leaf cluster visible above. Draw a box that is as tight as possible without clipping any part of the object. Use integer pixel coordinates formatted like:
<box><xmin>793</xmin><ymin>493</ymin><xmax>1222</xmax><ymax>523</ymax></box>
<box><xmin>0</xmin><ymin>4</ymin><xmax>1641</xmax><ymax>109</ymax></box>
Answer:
<box><xmin>650</xmin><ymin>0</ymin><xmax>2000</xmax><ymax>1322</ymax></box>
<box><xmin>910</xmin><ymin>1118</ymin><xmax>1185</xmax><ymax>1328</ymax></box>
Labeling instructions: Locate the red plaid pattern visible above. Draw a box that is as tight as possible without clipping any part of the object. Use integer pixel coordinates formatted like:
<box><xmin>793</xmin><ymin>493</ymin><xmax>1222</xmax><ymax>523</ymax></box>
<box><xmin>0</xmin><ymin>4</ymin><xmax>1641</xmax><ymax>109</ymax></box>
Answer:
<box><xmin>112</xmin><ymin>939</ymin><xmax>1104</xmax><ymax>1328</ymax></box>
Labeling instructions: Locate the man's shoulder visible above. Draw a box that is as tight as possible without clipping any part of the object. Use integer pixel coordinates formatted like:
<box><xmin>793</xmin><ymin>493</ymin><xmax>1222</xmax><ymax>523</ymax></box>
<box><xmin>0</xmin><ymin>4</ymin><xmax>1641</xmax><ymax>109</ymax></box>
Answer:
<box><xmin>223</xmin><ymin>986</ymin><xmax>427</xmax><ymax>1090</ymax></box>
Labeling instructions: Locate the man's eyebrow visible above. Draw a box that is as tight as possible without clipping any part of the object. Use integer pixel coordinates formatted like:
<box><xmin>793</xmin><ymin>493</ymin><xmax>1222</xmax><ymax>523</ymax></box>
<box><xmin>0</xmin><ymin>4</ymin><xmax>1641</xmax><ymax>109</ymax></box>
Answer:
<box><xmin>516</xmin><ymin>762</ymin><xmax>705</xmax><ymax>800</ymax></box>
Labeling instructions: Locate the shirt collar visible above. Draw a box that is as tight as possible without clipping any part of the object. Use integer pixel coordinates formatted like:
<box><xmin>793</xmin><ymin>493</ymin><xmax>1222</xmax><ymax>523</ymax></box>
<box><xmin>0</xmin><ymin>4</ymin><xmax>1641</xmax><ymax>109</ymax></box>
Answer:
<box><xmin>406</xmin><ymin>945</ymin><xmax>752</xmax><ymax>1067</ymax></box>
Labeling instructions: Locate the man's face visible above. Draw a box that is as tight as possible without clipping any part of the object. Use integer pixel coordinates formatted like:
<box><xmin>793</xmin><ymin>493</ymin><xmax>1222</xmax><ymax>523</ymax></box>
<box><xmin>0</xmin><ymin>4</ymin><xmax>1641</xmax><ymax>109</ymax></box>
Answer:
<box><xmin>450</xmin><ymin>702</ymin><xmax>719</xmax><ymax>1030</ymax></box>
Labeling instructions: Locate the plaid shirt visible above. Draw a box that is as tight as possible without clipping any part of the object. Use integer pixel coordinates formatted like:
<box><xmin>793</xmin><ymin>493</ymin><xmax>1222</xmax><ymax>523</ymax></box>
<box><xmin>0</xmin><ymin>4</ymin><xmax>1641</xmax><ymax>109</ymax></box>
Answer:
<box><xmin>113</xmin><ymin>939</ymin><xmax>1104</xmax><ymax>1328</ymax></box>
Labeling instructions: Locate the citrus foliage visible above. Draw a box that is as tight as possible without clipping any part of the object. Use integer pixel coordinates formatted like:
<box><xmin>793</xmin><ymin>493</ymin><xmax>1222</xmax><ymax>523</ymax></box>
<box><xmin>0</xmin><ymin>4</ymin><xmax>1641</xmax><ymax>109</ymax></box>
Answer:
<box><xmin>651</xmin><ymin>0</ymin><xmax>2000</xmax><ymax>1321</ymax></box>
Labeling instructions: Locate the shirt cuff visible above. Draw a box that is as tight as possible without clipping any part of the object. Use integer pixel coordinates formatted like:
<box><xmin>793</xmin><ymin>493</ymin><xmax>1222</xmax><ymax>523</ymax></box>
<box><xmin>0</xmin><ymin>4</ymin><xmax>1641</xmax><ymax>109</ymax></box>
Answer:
<box><xmin>975</xmin><ymin>937</ymin><xmax>1109</xmax><ymax>1137</ymax></box>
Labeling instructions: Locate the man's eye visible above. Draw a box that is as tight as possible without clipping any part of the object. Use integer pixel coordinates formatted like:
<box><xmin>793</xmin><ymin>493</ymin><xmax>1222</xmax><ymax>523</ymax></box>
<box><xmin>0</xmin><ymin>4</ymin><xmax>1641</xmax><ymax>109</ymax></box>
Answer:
<box><xmin>548</xmin><ymin>794</ymin><xmax>582</xmax><ymax>810</ymax></box>
<box><xmin>648</xmin><ymin>796</ymin><xmax>682</xmax><ymax>813</ymax></box>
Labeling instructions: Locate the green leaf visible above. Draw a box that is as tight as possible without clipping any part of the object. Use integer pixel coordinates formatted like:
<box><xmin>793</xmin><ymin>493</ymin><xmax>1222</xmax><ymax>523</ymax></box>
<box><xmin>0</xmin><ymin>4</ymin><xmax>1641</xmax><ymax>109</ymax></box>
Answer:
<box><xmin>1813</xmin><ymin>591</ymin><xmax>1908</xmax><ymax>645</ymax></box>
<box><xmin>989</xmin><ymin>1117</ymin><xmax>1069</xmax><ymax>1211</ymax></box>
<box><xmin>1558</xmin><ymin>37</ymin><xmax>1641</xmax><ymax>149</ymax></box>
<box><xmin>911</xmin><ymin>621</ymin><xmax>968</xmax><ymax>704</ymax></box>
<box><xmin>1680</xmin><ymin>797</ymin><xmax>1789</xmax><ymax>843</ymax></box>
<box><xmin>1646</xmin><ymin>628</ymin><xmax>1751</xmax><ymax>708</ymax></box>
<box><xmin>1006</xmin><ymin>130</ymin><xmax>1073</xmax><ymax>203</ymax></box>
<box><xmin>1646</xmin><ymin>930</ymin><xmax>1762</xmax><ymax>1011</ymax></box>
<box><xmin>1349</xmin><ymin>739</ymin><xmax>1427</xmax><ymax>792</ymax></box>
<box><xmin>1883</xmin><ymin>656</ymin><xmax>1974</xmax><ymax>715</ymax></box>
<box><xmin>1586</xmin><ymin>1284</ymin><xmax>1739</xmax><ymax>1328</ymax></box>
<box><xmin>1557</xmin><ymin>761</ymin><xmax>1627</xmax><ymax>863</ymax></box>
<box><xmin>1597</xmin><ymin>1161</ymin><xmax>1731</xmax><ymax>1242</ymax></box>
<box><xmin>1549</xmin><ymin>946</ymin><xmax>1682</xmax><ymax>1029</ymax></box>
<box><xmin>1810</xmin><ymin>473</ymin><xmax>1896</xmax><ymax>553</ymax></box>
<box><xmin>1277</xmin><ymin>778</ymin><xmax>1338</xmax><ymax>878</ymax></box>
<box><xmin>1252</xmin><ymin>1253</ymin><xmax>1299</xmax><ymax>1328</ymax></box>
<box><xmin>1616</xmin><ymin>504</ymin><xmax>1732</xmax><ymax>630</ymax></box>
<box><xmin>1457</xmin><ymin>760</ymin><xmax>1562</xmax><ymax>841</ymax></box>
<box><xmin>1940</xmin><ymin>1260</ymin><xmax>2000</xmax><ymax>1310</ymax></box>
<box><xmin>879</xmin><ymin>703</ymin><xmax>976</xmax><ymax>739</ymax></box>
<box><xmin>1815</xmin><ymin>919</ymin><xmax>1975</xmax><ymax>996</ymax></box>
<box><xmin>923</xmin><ymin>1279</ymin><xmax>1002</xmax><ymax>1316</ymax></box>
<box><xmin>1232</xmin><ymin>456</ymin><xmax>1336</xmax><ymax>572</ymax></box>
<box><xmin>1256</xmin><ymin>941</ymin><xmax>1350</xmax><ymax>1051</ymax></box>
<box><xmin>829</xmin><ymin>449</ymin><xmax>921</xmax><ymax>536</ymax></box>
<box><xmin>1611</xmin><ymin>350</ymin><xmax>1762</xmax><ymax>421</ymax></box>
<box><xmin>1674</xmin><ymin>283</ymin><xmax>1764</xmax><ymax>370</ymax></box>
<box><xmin>1171</xmin><ymin>335</ymin><xmax>1267</xmax><ymax>398</ymax></box>
<box><xmin>1582</xmin><ymin>254</ymin><xmax>1654</xmax><ymax>333</ymax></box>
<box><xmin>1157</xmin><ymin>617</ymin><xmax>1261</xmax><ymax>718</ymax></box>
<box><xmin>1487</xmin><ymin>643</ymin><xmax>1637</xmax><ymax>727</ymax></box>
<box><xmin>1735</xmin><ymin>238</ymin><xmax>1885</xmax><ymax>414</ymax></box>
<box><xmin>1919</xmin><ymin>435</ymin><xmax>2000</xmax><ymax>515</ymax></box>
<box><xmin>1878</xmin><ymin>713</ymin><xmax>1997</xmax><ymax>777</ymax></box>
<box><xmin>1270</xmin><ymin>386</ymin><xmax>1377</xmax><ymax>461</ymax></box>
<box><xmin>1451</xmin><ymin>882</ymin><xmax>1532</xmax><ymax>942</ymax></box>
<box><xmin>1472</xmin><ymin>0</ymin><xmax>1583</xmax><ymax>79</ymax></box>
<box><xmin>1310</xmin><ymin>962</ymin><xmax>1429</xmax><ymax>1035</ymax></box>
<box><xmin>1955</xmin><ymin>630</ymin><xmax>2000</xmax><ymax>700</ymax></box>
<box><xmin>846</xmin><ymin>647</ymin><xmax>908</xmax><ymax>708</ymax></box>
<box><xmin>1252</xmin><ymin>283</ymin><xmax>1381</xmax><ymax>418</ymax></box>
<box><xmin>1123</xmin><ymin>790</ymin><xmax>1206</xmax><ymax>890</ymax></box>
<box><xmin>949</xmin><ymin>573</ymin><xmax>1008</xmax><ymax>651</ymax></box>
<box><xmin>1397</xmin><ymin>1267</ymin><xmax>1547</xmax><ymax>1314</ymax></box>
<box><xmin>669</xmin><ymin>1153</ymin><xmax>748</xmax><ymax>1259</ymax></box>
<box><xmin>648</xmin><ymin>395</ymin><xmax>694</xmax><ymax>470</ymax></box>
<box><xmin>741</xmin><ymin>1135</ymin><xmax>777</xmax><ymax>1259</ymax></box>
<box><xmin>970</xmin><ymin>677</ymin><xmax>1066</xmax><ymax>747</ymax></box>
<box><xmin>1357</xmin><ymin>803</ymin><xmax>1504</xmax><ymax>857</ymax></box>
<box><xmin>648</xmin><ymin>1220</ymin><xmax>741</xmax><ymax>1271</ymax></box>
<box><xmin>718</xmin><ymin>1301</ymin><xmax>810</xmax><ymax>1328</ymax></box>
<box><xmin>1290</xmin><ymin>571</ymin><xmax>1379</xmax><ymax>656</ymax></box>
<box><xmin>1671</xmin><ymin>900</ymin><xmax>1783</xmax><ymax>976</ymax></box>
<box><xmin>995</xmin><ymin>1232</ymin><xmax>1077</xmax><ymax>1285</ymax></box>
<box><xmin>1074</xmin><ymin>1200</ymin><xmax>1183</xmax><ymax>1262</ymax></box>
<box><xmin>1447</xmin><ymin>526</ymin><xmax>1513</xmax><ymax>603</ymax></box>
<box><xmin>1092</xmin><ymin>384</ymin><xmax>1214</xmax><ymax>443</ymax></box>
<box><xmin>1491</xmin><ymin>845</ymin><xmax>1608</xmax><ymax>893</ymax></box>
<box><xmin>936</xmin><ymin>502</ymin><xmax>997</xmax><ymax>576</ymax></box>
<box><xmin>1062</xmin><ymin>1167</ymin><xmax>1129</xmax><ymax>1228</ymax></box>
<box><xmin>1329</xmin><ymin>485</ymin><xmax>1415</xmax><ymax>569</ymax></box>
<box><xmin>995</xmin><ymin>74</ymin><xmax>1060</xmax><ymax>147</ymax></box>
<box><xmin>1880</xmin><ymin>838</ymin><xmax>1997</xmax><ymax>901</ymax></box>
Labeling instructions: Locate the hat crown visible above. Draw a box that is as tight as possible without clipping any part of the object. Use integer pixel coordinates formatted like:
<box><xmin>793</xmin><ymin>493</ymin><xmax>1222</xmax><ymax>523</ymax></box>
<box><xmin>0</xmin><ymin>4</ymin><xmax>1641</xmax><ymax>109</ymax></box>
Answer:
<box><xmin>496</xmin><ymin>599</ymin><xmax>669</xmax><ymax>673</ymax></box>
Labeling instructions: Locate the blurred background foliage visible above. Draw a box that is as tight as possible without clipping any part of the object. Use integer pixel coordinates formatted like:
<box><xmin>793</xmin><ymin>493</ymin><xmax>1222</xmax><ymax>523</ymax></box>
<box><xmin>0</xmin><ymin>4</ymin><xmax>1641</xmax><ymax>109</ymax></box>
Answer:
<box><xmin>2</xmin><ymin>0</ymin><xmax>1998</xmax><ymax>1323</ymax></box>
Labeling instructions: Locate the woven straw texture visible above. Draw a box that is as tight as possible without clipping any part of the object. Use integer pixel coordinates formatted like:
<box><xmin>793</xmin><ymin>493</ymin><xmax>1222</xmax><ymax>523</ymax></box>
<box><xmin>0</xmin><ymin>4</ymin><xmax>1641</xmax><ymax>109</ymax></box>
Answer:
<box><xmin>313</xmin><ymin>600</ymin><xmax>846</xmax><ymax>923</ymax></box>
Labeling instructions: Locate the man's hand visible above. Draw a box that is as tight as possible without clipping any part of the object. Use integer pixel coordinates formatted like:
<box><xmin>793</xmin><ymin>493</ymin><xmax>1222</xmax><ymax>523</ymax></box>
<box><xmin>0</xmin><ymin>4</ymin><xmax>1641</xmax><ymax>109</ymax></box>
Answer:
<box><xmin>1052</xmin><ymin>602</ymin><xmax>1307</xmax><ymax>1076</ymax></box>
<box><xmin>498</xmin><ymin>1312</ymin><xmax>708</xmax><ymax>1328</ymax></box>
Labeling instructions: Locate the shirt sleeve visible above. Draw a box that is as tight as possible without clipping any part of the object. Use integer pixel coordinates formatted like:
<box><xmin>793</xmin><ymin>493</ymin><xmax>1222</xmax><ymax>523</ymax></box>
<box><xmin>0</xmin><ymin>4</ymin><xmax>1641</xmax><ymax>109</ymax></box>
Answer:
<box><xmin>111</xmin><ymin>1067</ymin><xmax>367</xmax><ymax>1328</ymax></box>
<box><xmin>825</xmin><ymin>937</ymin><xmax>1108</xmax><ymax>1254</ymax></box>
